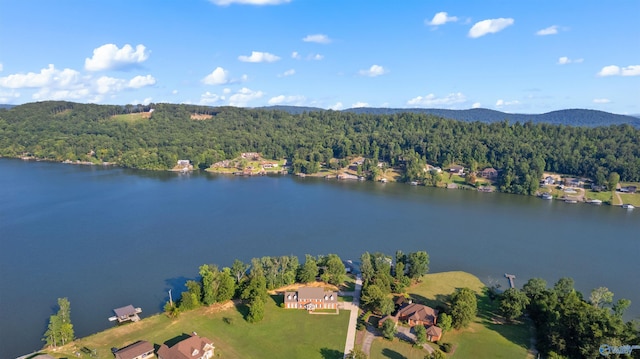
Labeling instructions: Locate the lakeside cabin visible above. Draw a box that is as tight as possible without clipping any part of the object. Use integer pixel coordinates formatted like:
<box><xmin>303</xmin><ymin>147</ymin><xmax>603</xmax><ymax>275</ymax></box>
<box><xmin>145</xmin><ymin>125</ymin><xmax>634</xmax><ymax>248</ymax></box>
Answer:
<box><xmin>109</xmin><ymin>305</ymin><xmax>142</xmax><ymax>323</ymax></box>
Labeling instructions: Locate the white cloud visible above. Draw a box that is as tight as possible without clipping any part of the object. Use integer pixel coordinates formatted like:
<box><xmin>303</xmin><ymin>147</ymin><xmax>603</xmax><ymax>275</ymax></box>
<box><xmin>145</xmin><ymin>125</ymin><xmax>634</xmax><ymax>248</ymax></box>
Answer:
<box><xmin>597</xmin><ymin>65</ymin><xmax>640</xmax><ymax>77</ymax></box>
<box><xmin>0</xmin><ymin>64</ymin><xmax>81</xmax><ymax>89</ymax></box>
<box><xmin>209</xmin><ymin>0</ymin><xmax>290</xmax><ymax>5</ymax></box>
<box><xmin>202</xmin><ymin>67</ymin><xmax>230</xmax><ymax>85</ymax></box>
<box><xmin>33</xmin><ymin>88</ymin><xmax>93</xmax><ymax>102</ymax></box>
<box><xmin>132</xmin><ymin>97</ymin><xmax>153</xmax><ymax>105</ymax></box>
<box><xmin>407</xmin><ymin>92</ymin><xmax>466</xmax><ymax>107</ymax></box>
<box><xmin>238</xmin><ymin>51</ymin><xmax>280</xmax><ymax>63</ymax></box>
<box><xmin>128</xmin><ymin>75</ymin><xmax>156</xmax><ymax>88</ymax></box>
<box><xmin>303</xmin><ymin>34</ymin><xmax>332</xmax><ymax>44</ymax></box>
<box><xmin>0</xmin><ymin>90</ymin><xmax>20</xmax><ymax>103</ymax></box>
<box><xmin>291</xmin><ymin>51</ymin><xmax>301</xmax><ymax>60</ymax></box>
<box><xmin>468</xmin><ymin>18</ymin><xmax>514</xmax><ymax>38</ymax></box>
<box><xmin>558</xmin><ymin>57</ymin><xmax>583</xmax><ymax>65</ymax></box>
<box><xmin>329</xmin><ymin>102</ymin><xmax>343</xmax><ymax>110</ymax></box>
<box><xmin>351</xmin><ymin>102</ymin><xmax>369</xmax><ymax>108</ymax></box>
<box><xmin>593</xmin><ymin>98</ymin><xmax>611</xmax><ymax>104</ymax></box>
<box><xmin>472</xmin><ymin>102</ymin><xmax>481</xmax><ymax>109</ymax></box>
<box><xmin>426</xmin><ymin>12</ymin><xmax>458</xmax><ymax>26</ymax></box>
<box><xmin>200</xmin><ymin>91</ymin><xmax>224</xmax><ymax>105</ymax></box>
<box><xmin>0</xmin><ymin>63</ymin><xmax>3</xmax><ymax>72</ymax></box>
<box><xmin>495</xmin><ymin>99</ymin><xmax>520</xmax><ymax>107</ymax></box>
<box><xmin>172</xmin><ymin>89</ymin><xmax>178</xmax><ymax>94</ymax></box>
<box><xmin>536</xmin><ymin>25</ymin><xmax>559</xmax><ymax>36</ymax></box>
<box><xmin>278</xmin><ymin>69</ymin><xmax>296</xmax><ymax>77</ymax></box>
<box><xmin>85</xmin><ymin>44</ymin><xmax>150</xmax><ymax>71</ymax></box>
<box><xmin>95</xmin><ymin>76</ymin><xmax>126</xmax><ymax>94</ymax></box>
<box><xmin>359</xmin><ymin>64</ymin><xmax>387</xmax><ymax>77</ymax></box>
<box><xmin>268</xmin><ymin>95</ymin><xmax>306</xmax><ymax>105</ymax></box>
<box><xmin>309</xmin><ymin>53</ymin><xmax>324</xmax><ymax>61</ymax></box>
<box><xmin>223</xmin><ymin>88</ymin><xmax>232</xmax><ymax>94</ymax></box>
<box><xmin>229</xmin><ymin>87</ymin><xmax>264</xmax><ymax>106</ymax></box>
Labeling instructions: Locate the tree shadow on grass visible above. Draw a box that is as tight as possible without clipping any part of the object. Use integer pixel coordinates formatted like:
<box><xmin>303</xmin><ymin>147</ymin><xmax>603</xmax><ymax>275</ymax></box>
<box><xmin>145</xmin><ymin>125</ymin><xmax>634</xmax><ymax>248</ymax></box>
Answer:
<box><xmin>270</xmin><ymin>294</ymin><xmax>283</xmax><ymax>307</ymax></box>
<box><xmin>235</xmin><ymin>302</ymin><xmax>250</xmax><ymax>321</ymax></box>
<box><xmin>476</xmin><ymin>290</ymin><xmax>530</xmax><ymax>350</ymax></box>
<box><xmin>381</xmin><ymin>348</ymin><xmax>407</xmax><ymax>359</ymax></box>
<box><xmin>319</xmin><ymin>347</ymin><xmax>344</xmax><ymax>359</ymax></box>
<box><xmin>408</xmin><ymin>293</ymin><xmax>449</xmax><ymax>311</ymax></box>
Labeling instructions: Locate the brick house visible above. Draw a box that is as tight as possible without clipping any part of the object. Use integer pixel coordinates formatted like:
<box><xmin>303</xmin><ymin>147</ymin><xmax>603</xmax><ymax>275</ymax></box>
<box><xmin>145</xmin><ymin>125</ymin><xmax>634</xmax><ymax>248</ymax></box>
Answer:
<box><xmin>114</xmin><ymin>340</ymin><xmax>155</xmax><ymax>359</ymax></box>
<box><xmin>283</xmin><ymin>287</ymin><xmax>338</xmax><ymax>310</ymax></box>
<box><xmin>157</xmin><ymin>333</ymin><xmax>214</xmax><ymax>359</ymax></box>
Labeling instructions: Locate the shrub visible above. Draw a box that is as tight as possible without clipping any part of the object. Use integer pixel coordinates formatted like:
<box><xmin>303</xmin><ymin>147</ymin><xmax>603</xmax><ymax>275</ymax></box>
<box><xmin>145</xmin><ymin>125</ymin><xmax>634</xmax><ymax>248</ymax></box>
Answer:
<box><xmin>440</xmin><ymin>342</ymin><xmax>452</xmax><ymax>353</ymax></box>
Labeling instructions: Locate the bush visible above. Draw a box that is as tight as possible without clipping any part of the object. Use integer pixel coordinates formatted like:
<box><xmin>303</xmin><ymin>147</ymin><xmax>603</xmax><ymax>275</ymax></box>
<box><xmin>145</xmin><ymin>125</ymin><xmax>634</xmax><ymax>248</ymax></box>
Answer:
<box><xmin>440</xmin><ymin>342</ymin><xmax>452</xmax><ymax>353</ymax></box>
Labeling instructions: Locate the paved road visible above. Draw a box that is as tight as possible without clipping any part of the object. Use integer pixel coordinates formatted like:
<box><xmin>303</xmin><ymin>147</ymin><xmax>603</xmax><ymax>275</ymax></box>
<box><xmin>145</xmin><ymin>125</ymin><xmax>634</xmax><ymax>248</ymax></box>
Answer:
<box><xmin>342</xmin><ymin>275</ymin><xmax>362</xmax><ymax>358</ymax></box>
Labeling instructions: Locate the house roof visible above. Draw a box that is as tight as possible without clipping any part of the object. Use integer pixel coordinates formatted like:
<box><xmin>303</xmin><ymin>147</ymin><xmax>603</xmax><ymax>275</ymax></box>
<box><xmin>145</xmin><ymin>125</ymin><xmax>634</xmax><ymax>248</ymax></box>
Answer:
<box><xmin>115</xmin><ymin>340</ymin><xmax>154</xmax><ymax>359</ymax></box>
<box><xmin>426</xmin><ymin>325</ymin><xmax>442</xmax><ymax>337</ymax></box>
<box><xmin>285</xmin><ymin>287</ymin><xmax>338</xmax><ymax>302</ymax></box>
<box><xmin>449</xmin><ymin>165</ymin><xmax>464</xmax><ymax>171</ymax></box>
<box><xmin>397</xmin><ymin>303</ymin><xmax>438</xmax><ymax>326</ymax></box>
<box><xmin>114</xmin><ymin>305</ymin><xmax>137</xmax><ymax>317</ymax></box>
<box><xmin>157</xmin><ymin>334</ymin><xmax>214</xmax><ymax>359</ymax></box>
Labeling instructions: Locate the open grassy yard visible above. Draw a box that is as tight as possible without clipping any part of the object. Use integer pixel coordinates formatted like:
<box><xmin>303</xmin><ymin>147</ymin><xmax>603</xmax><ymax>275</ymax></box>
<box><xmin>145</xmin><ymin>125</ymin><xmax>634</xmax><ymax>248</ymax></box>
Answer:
<box><xmin>372</xmin><ymin>271</ymin><xmax>531</xmax><ymax>359</ymax></box>
<box><xmin>618</xmin><ymin>192</ymin><xmax>640</xmax><ymax>206</ymax></box>
<box><xmin>110</xmin><ymin>112</ymin><xmax>151</xmax><ymax>123</ymax></box>
<box><xmin>48</xmin><ymin>296</ymin><xmax>349</xmax><ymax>359</ymax></box>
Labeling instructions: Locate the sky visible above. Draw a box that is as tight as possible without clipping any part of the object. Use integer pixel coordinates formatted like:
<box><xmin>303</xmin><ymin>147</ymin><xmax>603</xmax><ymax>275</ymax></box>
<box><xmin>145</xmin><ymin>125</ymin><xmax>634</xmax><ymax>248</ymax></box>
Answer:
<box><xmin>0</xmin><ymin>0</ymin><xmax>638</xmax><ymax>114</ymax></box>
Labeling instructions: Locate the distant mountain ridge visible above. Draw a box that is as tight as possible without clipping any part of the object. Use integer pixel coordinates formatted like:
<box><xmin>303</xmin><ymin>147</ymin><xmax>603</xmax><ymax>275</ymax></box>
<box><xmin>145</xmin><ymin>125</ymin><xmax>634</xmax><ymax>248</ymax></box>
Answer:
<box><xmin>260</xmin><ymin>105</ymin><xmax>640</xmax><ymax>128</ymax></box>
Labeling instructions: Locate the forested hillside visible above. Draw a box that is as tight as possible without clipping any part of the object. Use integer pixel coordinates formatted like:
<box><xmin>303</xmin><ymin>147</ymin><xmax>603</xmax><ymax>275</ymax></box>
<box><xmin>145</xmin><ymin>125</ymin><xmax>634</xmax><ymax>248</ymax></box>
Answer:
<box><xmin>1</xmin><ymin>101</ymin><xmax>639</xmax><ymax>196</ymax></box>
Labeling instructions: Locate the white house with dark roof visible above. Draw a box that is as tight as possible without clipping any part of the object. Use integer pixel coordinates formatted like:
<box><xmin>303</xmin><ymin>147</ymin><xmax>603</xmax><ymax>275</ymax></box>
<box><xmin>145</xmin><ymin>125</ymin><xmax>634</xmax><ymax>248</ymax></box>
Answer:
<box><xmin>284</xmin><ymin>287</ymin><xmax>338</xmax><ymax>310</ymax></box>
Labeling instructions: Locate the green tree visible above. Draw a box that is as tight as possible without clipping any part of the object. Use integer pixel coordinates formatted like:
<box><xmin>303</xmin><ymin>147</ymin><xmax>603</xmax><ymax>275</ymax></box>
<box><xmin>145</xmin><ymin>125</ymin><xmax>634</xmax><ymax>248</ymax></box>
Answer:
<box><xmin>360</xmin><ymin>252</ymin><xmax>375</xmax><ymax>286</ymax></box>
<box><xmin>345</xmin><ymin>348</ymin><xmax>368</xmax><ymax>359</ymax></box>
<box><xmin>407</xmin><ymin>251</ymin><xmax>430</xmax><ymax>281</ymax></box>
<box><xmin>414</xmin><ymin>324</ymin><xmax>427</xmax><ymax>345</ymax></box>
<box><xmin>297</xmin><ymin>254</ymin><xmax>319</xmax><ymax>283</ymax></box>
<box><xmin>450</xmin><ymin>287</ymin><xmax>477</xmax><ymax>329</ymax></box>
<box><xmin>437</xmin><ymin>313</ymin><xmax>452</xmax><ymax>333</ymax></box>
<box><xmin>322</xmin><ymin>253</ymin><xmax>346</xmax><ymax>285</ymax></box>
<box><xmin>230</xmin><ymin>259</ymin><xmax>249</xmax><ymax>284</ymax></box>
<box><xmin>590</xmin><ymin>287</ymin><xmax>614</xmax><ymax>308</ymax></box>
<box><xmin>553</xmin><ymin>277</ymin><xmax>575</xmax><ymax>299</ymax></box>
<box><xmin>607</xmin><ymin>171</ymin><xmax>620</xmax><ymax>191</ymax></box>
<box><xmin>199</xmin><ymin>264</ymin><xmax>217</xmax><ymax>305</ymax></box>
<box><xmin>163</xmin><ymin>301</ymin><xmax>180</xmax><ymax>318</ymax></box>
<box><xmin>522</xmin><ymin>277</ymin><xmax>547</xmax><ymax>301</ymax></box>
<box><xmin>426</xmin><ymin>350</ymin><xmax>446</xmax><ymax>359</ymax></box>
<box><xmin>42</xmin><ymin>297</ymin><xmax>74</xmax><ymax>347</ymax></box>
<box><xmin>217</xmin><ymin>268</ymin><xmax>236</xmax><ymax>302</ymax></box>
<box><xmin>246</xmin><ymin>297</ymin><xmax>265</xmax><ymax>323</ymax></box>
<box><xmin>499</xmin><ymin>288</ymin><xmax>530</xmax><ymax>321</ymax></box>
<box><xmin>381</xmin><ymin>319</ymin><xmax>397</xmax><ymax>340</ymax></box>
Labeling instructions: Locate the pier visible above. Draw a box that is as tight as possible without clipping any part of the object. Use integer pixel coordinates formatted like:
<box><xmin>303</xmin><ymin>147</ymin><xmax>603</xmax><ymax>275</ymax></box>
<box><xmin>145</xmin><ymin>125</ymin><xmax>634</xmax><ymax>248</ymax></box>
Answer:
<box><xmin>108</xmin><ymin>305</ymin><xmax>142</xmax><ymax>323</ymax></box>
<box><xmin>504</xmin><ymin>273</ymin><xmax>516</xmax><ymax>288</ymax></box>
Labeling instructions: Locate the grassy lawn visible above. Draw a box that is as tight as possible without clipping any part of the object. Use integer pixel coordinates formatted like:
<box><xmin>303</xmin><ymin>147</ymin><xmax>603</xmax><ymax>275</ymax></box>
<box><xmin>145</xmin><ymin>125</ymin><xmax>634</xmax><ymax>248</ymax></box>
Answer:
<box><xmin>373</xmin><ymin>271</ymin><xmax>531</xmax><ymax>359</ymax></box>
<box><xmin>370</xmin><ymin>338</ymin><xmax>429</xmax><ymax>359</ymax></box>
<box><xmin>110</xmin><ymin>112</ymin><xmax>150</xmax><ymax>123</ymax></box>
<box><xmin>618</xmin><ymin>192</ymin><xmax>640</xmax><ymax>206</ymax></box>
<box><xmin>584</xmin><ymin>190</ymin><xmax>613</xmax><ymax>203</ymax></box>
<box><xmin>48</xmin><ymin>297</ymin><xmax>349</xmax><ymax>359</ymax></box>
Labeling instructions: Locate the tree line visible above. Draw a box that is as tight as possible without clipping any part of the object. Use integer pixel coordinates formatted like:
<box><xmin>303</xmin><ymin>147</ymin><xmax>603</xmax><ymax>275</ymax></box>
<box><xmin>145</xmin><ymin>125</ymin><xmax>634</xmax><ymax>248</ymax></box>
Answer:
<box><xmin>2</xmin><ymin>101</ymin><xmax>639</xmax><ymax>196</ymax></box>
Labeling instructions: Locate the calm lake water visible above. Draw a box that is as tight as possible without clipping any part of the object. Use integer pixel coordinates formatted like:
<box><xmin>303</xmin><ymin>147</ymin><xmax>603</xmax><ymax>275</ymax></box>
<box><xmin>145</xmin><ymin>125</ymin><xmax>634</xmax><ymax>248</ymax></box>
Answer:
<box><xmin>0</xmin><ymin>158</ymin><xmax>638</xmax><ymax>358</ymax></box>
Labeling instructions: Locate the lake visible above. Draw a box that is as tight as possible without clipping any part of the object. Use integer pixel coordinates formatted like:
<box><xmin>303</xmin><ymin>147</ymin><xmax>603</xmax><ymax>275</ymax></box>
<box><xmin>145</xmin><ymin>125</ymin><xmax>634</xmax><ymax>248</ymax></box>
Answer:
<box><xmin>0</xmin><ymin>158</ymin><xmax>638</xmax><ymax>358</ymax></box>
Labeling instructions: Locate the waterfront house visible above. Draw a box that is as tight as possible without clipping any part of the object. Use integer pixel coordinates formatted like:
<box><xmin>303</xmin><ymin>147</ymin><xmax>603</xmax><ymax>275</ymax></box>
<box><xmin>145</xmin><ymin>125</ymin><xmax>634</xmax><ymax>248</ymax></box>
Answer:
<box><xmin>480</xmin><ymin>167</ymin><xmax>498</xmax><ymax>179</ymax></box>
<box><xmin>114</xmin><ymin>340</ymin><xmax>155</xmax><ymax>359</ymax></box>
<box><xmin>448</xmin><ymin>165</ymin><xmax>464</xmax><ymax>175</ymax></box>
<box><xmin>396</xmin><ymin>303</ymin><xmax>438</xmax><ymax>327</ymax></box>
<box><xmin>157</xmin><ymin>333</ymin><xmax>214</xmax><ymax>359</ymax></box>
<box><xmin>542</xmin><ymin>176</ymin><xmax>555</xmax><ymax>185</ymax></box>
<box><xmin>620</xmin><ymin>186</ymin><xmax>637</xmax><ymax>193</ymax></box>
<box><xmin>284</xmin><ymin>287</ymin><xmax>338</xmax><ymax>310</ymax></box>
<box><xmin>426</xmin><ymin>325</ymin><xmax>443</xmax><ymax>342</ymax></box>
<box><xmin>241</xmin><ymin>152</ymin><xmax>260</xmax><ymax>160</ymax></box>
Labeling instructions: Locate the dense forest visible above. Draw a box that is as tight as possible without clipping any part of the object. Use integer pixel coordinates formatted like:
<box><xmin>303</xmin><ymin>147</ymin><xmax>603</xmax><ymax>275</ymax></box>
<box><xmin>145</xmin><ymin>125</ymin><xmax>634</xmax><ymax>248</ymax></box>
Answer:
<box><xmin>1</xmin><ymin>101</ymin><xmax>639</xmax><ymax>196</ymax></box>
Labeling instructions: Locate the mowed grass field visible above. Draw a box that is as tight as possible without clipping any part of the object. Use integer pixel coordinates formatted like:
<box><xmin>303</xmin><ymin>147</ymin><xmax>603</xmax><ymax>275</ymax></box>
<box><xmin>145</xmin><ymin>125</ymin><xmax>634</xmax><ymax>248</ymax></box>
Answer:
<box><xmin>48</xmin><ymin>296</ymin><xmax>349</xmax><ymax>359</ymax></box>
<box><xmin>369</xmin><ymin>271</ymin><xmax>531</xmax><ymax>359</ymax></box>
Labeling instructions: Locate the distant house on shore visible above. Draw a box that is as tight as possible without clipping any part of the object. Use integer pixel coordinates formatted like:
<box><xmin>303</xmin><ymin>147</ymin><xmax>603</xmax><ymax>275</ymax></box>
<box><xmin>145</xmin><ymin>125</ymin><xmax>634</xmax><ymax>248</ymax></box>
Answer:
<box><xmin>542</xmin><ymin>176</ymin><xmax>555</xmax><ymax>185</ymax></box>
<box><xmin>157</xmin><ymin>333</ymin><xmax>214</xmax><ymax>359</ymax></box>
<box><xmin>480</xmin><ymin>167</ymin><xmax>498</xmax><ymax>179</ymax></box>
<box><xmin>114</xmin><ymin>340</ymin><xmax>155</xmax><ymax>359</ymax></box>
<box><xmin>241</xmin><ymin>152</ymin><xmax>260</xmax><ymax>160</ymax></box>
<box><xmin>284</xmin><ymin>287</ymin><xmax>338</xmax><ymax>310</ymax></box>
<box><xmin>564</xmin><ymin>178</ymin><xmax>584</xmax><ymax>188</ymax></box>
<box><xmin>261</xmin><ymin>162</ymin><xmax>278</xmax><ymax>169</ymax></box>
<box><xmin>620</xmin><ymin>186</ymin><xmax>637</xmax><ymax>194</ymax></box>
<box><xmin>448</xmin><ymin>165</ymin><xmax>464</xmax><ymax>175</ymax></box>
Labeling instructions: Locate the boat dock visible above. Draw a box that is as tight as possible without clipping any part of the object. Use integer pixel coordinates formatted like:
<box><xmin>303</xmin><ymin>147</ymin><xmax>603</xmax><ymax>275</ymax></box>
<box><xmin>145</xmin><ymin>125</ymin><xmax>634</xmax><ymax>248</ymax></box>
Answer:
<box><xmin>505</xmin><ymin>273</ymin><xmax>516</xmax><ymax>288</ymax></box>
<box><xmin>108</xmin><ymin>305</ymin><xmax>142</xmax><ymax>323</ymax></box>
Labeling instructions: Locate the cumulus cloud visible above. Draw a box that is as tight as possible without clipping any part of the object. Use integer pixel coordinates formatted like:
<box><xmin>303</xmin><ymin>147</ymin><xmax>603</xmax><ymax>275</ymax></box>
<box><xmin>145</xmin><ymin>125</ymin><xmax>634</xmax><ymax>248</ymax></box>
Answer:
<box><xmin>351</xmin><ymin>102</ymin><xmax>370</xmax><ymax>108</ymax></box>
<box><xmin>557</xmin><ymin>57</ymin><xmax>583</xmax><ymax>65</ymax></box>
<box><xmin>309</xmin><ymin>53</ymin><xmax>324</xmax><ymax>61</ymax></box>
<box><xmin>359</xmin><ymin>65</ymin><xmax>387</xmax><ymax>77</ymax></box>
<box><xmin>303</xmin><ymin>34</ymin><xmax>332</xmax><ymax>44</ymax></box>
<box><xmin>593</xmin><ymin>98</ymin><xmax>611</xmax><ymax>104</ymax></box>
<box><xmin>291</xmin><ymin>51</ymin><xmax>301</xmax><ymax>60</ymax></box>
<box><xmin>200</xmin><ymin>91</ymin><xmax>224</xmax><ymax>105</ymax></box>
<box><xmin>128</xmin><ymin>75</ymin><xmax>156</xmax><ymax>88</ymax></box>
<box><xmin>472</xmin><ymin>102</ymin><xmax>481</xmax><ymax>109</ymax></box>
<box><xmin>0</xmin><ymin>90</ymin><xmax>20</xmax><ymax>103</ymax></box>
<box><xmin>209</xmin><ymin>0</ymin><xmax>290</xmax><ymax>5</ymax></box>
<box><xmin>229</xmin><ymin>87</ymin><xmax>264</xmax><ymax>106</ymax></box>
<box><xmin>238</xmin><ymin>51</ymin><xmax>280</xmax><ymax>63</ymax></box>
<box><xmin>329</xmin><ymin>102</ymin><xmax>344</xmax><ymax>110</ymax></box>
<box><xmin>426</xmin><ymin>12</ymin><xmax>458</xmax><ymax>26</ymax></box>
<box><xmin>468</xmin><ymin>18</ymin><xmax>514</xmax><ymax>38</ymax></box>
<box><xmin>268</xmin><ymin>95</ymin><xmax>306</xmax><ymax>105</ymax></box>
<box><xmin>278</xmin><ymin>69</ymin><xmax>295</xmax><ymax>77</ymax></box>
<box><xmin>536</xmin><ymin>25</ymin><xmax>559</xmax><ymax>36</ymax></box>
<box><xmin>0</xmin><ymin>64</ymin><xmax>81</xmax><ymax>89</ymax></box>
<box><xmin>202</xmin><ymin>67</ymin><xmax>230</xmax><ymax>85</ymax></box>
<box><xmin>85</xmin><ymin>44</ymin><xmax>150</xmax><ymax>71</ymax></box>
<box><xmin>495</xmin><ymin>99</ymin><xmax>520</xmax><ymax>107</ymax></box>
<box><xmin>597</xmin><ymin>65</ymin><xmax>640</xmax><ymax>77</ymax></box>
<box><xmin>407</xmin><ymin>92</ymin><xmax>466</xmax><ymax>107</ymax></box>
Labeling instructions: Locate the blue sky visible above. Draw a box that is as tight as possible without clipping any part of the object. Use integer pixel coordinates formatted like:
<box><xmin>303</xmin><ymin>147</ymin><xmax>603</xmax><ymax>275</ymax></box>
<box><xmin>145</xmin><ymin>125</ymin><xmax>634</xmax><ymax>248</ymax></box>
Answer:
<box><xmin>0</xmin><ymin>0</ymin><xmax>638</xmax><ymax>114</ymax></box>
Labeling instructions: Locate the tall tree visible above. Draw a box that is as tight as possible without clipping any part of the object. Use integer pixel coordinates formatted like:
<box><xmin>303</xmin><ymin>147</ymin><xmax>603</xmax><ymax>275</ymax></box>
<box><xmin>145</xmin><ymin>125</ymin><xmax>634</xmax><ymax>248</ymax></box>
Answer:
<box><xmin>381</xmin><ymin>319</ymin><xmax>397</xmax><ymax>340</ymax></box>
<box><xmin>42</xmin><ymin>297</ymin><xmax>74</xmax><ymax>347</ymax></box>
<box><xmin>607</xmin><ymin>171</ymin><xmax>620</xmax><ymax>191</ymax></box>
<box><xmin>322</xmin><ymin>253</ymin><xmax>346</xmax><ymax>285</ymax></box>
<box><xmin>499</xmin><ymin>288</ymin><xmax>530</xmax><ymax>321</ymax></box>
<box><xmin>589</xmin><ymin>287</ymin><xmax>614</xmax><ymax>308</ymax></box>
<box><xmin>230</xmin><ymin>259</ymin><xmax>249</xmax><ymax>284</ymax></box>
<box><xmin>407</xmin><ymin>251</ymin><xmax>430</xmax><ymax>281</ymax></box>
<box><xmin>297</xmin><ymin>254</ymin><xmax>319</xmax><ymax>283</ymax></box>
<box><xmin>199</xmin><ymin>264</ymin><xmax>217</xmax><ymax>305</ymax></box>
<box><xmin>450</xmin><ymin>287</ymin><xmax>477</xmax><ymax>329</ymax></box>
<box><xmin>437</xmin><ymin>313</ymin><xmax>452</xmax><ymax>333</ymax></box>
<box><xmin>414</xmin><ymin>324</ymin><xmax>427</xmax><ymax>345</ymax></box>
<box><xmin>246</xmin><ymin>296</ymin><xmax>265</xmax><ymax>323</ymax></box>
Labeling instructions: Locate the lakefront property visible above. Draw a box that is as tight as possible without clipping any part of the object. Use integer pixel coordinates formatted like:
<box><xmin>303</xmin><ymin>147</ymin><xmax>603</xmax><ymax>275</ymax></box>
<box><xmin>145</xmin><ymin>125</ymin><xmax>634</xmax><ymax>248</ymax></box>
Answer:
<box><xmin>284</xmin><ymin>287</ymin><xmax>338</xmax><ymax>310</ymax></box>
